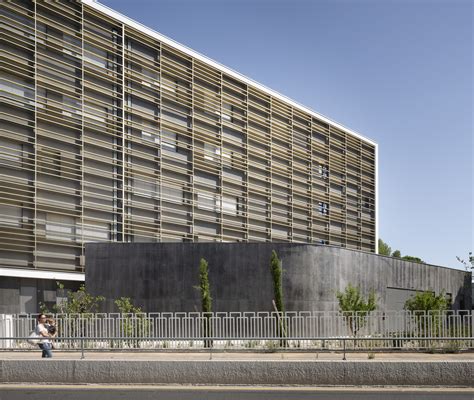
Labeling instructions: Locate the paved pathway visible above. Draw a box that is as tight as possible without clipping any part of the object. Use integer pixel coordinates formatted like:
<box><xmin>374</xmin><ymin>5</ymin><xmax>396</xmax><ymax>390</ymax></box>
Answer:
<box><xmin>1</xmin><ymin>350</ymin><xmax>472</xmax><ymax>361</ymax></box>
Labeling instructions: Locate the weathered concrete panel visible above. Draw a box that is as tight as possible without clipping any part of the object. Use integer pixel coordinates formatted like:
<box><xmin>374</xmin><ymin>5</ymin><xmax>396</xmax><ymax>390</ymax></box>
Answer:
<box><xmin>1</xmin><ymin>359</ymin><xmax>472</xmax><ymax>386</ymax></box>
<box><xmin>85</xmin><ymin>243</ymin><xmax>472</xmax><ymax>313</ymax></box>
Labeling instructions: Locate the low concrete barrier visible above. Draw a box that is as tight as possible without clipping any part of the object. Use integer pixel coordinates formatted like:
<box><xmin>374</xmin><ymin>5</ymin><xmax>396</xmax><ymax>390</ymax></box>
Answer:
<box><xmin>1</xmin><ymin>360</ymin><xmax>472</xmax><ymax>386</ymax></box>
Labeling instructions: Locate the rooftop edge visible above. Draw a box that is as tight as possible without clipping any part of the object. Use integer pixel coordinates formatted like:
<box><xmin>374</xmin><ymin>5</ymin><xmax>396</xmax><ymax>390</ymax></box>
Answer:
<box><xmin>82</xmin><ymin>0</ymin><xmax>377</xmax><ymax>147</ymax></box>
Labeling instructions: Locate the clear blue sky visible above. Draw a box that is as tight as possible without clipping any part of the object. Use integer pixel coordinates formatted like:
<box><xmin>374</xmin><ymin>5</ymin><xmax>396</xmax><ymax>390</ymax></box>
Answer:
<box><xmin>100</xmin><ymin>0</ymin><xmax>473</xmax><ymax>269</ymax></box>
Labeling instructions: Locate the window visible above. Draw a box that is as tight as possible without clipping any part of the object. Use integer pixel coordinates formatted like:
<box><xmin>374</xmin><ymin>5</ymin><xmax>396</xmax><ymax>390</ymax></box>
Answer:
<box><xmin>222</xmin><ymin>127</ymin><xmax>243</xmax><ymax>143</ymax></box>
<box><xmin>222</xmin><ymin>103</ymin><xmax>233</xmax><ymax>122</ymax></box>
<box><xmin>62</xmin><ymin>95</ymin><xmax>81</xmax><ymax>117</ymax></box>
<box><xmin>194</xmin><ymin>172</ymin><xmax>218</xmax><ymax>188</ymax></box>
<box><xmin>162</xmin><ymin>185</ymin><xmax>183</xmax><ymax>204</ymax></box>
<box><xmin>128</xmin><ymin>95</ymin><xmax>159</xmax><ymax>117</ymax></box>
<box><xmin>223</xmin><ymin>168</ymin><xmax>243</xmax><ymax>182</ymax></box>
<box><xmin>194</xmin><ymin>221</ymin><xmax>218</xmax><ymax>235</ymax></box>
<box><xmin>204</xmin><ymin>143</ymin><xmax>220</xmax><ymax>161</ymax></box>
<box><xmin>318</xmin><ymin>202</ymin><xmax>329</xmax><ymax>216</ymax></box>
<box><xmin>0</xmin><ymin>138</ymin><xmax>22</xmax><ymax>167</ymax></box>
<box><xmin>45</xmin><ymin>213</ymin><xmax>74</xmax><ymax>241</ymax></box>
<box><xmin>162</xmin><ymin>76</ymin><xmax>189</xmax><ymax>103</ymax></box>
<box><xmin>330</xmin><ymin>183</ymin><xmax>344</xmax><ymax>196</ymax></box>
<box><xmin>1</xmin><ymin>79</ymin><xmax>34</xmax><ymax>103</ymax></box>
<box><xmin>0</xmin><ymin>205</ymin><xmax>22</xmax><ymax>227</ymax></box>
<box><xmin>78</xmin><ymin>221</ymin><xmax>109</xmax><ymax>242</ymax></box>
<box><xmin>329</xmin><ymin>221</ymin><xmax>342</xmax><ymax>232</ymax></box>
<box><xmin>141</xmin><ymin>131</ymin><xmax>160</xmax><ymax>144</ymax></box>
<box><xmin>127</xmin><ymin>39</ymin><xmax>158</xmax><ymax>62</ymax></box>
<box><xmin>222</xmin><ymin>196</ymin><xmax>237</xmax><ymax>215</ymax></box>
<box><xmin>315</xmin><ymin>164</ymin><xmax>329</xmax><ymax>179</ymax></box>
<box><xmin>197</xmin><ymin>193</ymin><xmax>219</xmax><ymax>212</ymax></box>
<box><xmin>37</xmin><ymin>150</ymin><xmax>61</xmax><ymax>177</ymax></box>
<box><xmin>132</xmin><ymin>178</ymin><xmax>159</xmax><ymax>198</ymax></box>
<box><xmin>84</xmin><ymin>43</ymin><xmax>107</xmax><ymax>68</ymax></box>
<box><xmin>141</xmin><ymin>67</ymin><xmax>160</xmax><ymax>87</ymax></box>
<box><xmin>363</xmin><ymin>196</ymin><xmax>371</xmax><ymax>209</ymax></box>
<box><xmin>162</xmin><ymin>131</ymin><xmax>177</xmax><ymax>152</ymax></box>
<box><xmin>162</xmin><ymin>109</ymin><xmax>188</xmax><ymax>127</ymax></box>
<box><xmin>271</xmin><ymin>225</ymin><xmax>288</xmax><ymax>237</ymax></box>
<box><xmin>84</xmin><ymin>102</ymin><xmax>107</xmax><ymax>123</ymax></box>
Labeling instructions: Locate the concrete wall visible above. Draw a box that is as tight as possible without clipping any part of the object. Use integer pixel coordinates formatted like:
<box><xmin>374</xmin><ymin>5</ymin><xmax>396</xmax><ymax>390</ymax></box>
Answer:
<box><xmin>85</xmin><ymin>243</ymin><xmax>472</xmax><ymax>313</ymax></box>
<box><xmin>0</xmin><ymin>277</ymin><xmax>21</xmax><ymax>314</ymax></box>
<box><xmin>1</xmin><ymin>359</ymin><xmax>472</xmax><ymax>386</ymax></box>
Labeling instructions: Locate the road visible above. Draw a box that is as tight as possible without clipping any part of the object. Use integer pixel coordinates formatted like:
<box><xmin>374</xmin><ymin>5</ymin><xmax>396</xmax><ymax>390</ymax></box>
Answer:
<box><xmin>1</xmin><ymin>386</ymin><xmax>473</xmax><ymax>400</ymax></box>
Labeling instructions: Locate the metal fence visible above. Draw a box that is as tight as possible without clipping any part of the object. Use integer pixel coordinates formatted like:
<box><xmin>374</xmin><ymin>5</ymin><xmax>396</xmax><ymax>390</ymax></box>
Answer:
<box><xmin>1</xmin><ymin>310</ymin><xmax>472</xmax><ymax>351</ymax></box>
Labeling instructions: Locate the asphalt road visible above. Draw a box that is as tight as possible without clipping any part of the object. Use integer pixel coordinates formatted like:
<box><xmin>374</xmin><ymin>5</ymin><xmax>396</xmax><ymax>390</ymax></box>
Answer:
<box><xmin>1</xmin><ymin>386</ymin><xmax>473</xmax><ymax>400</ymax></box>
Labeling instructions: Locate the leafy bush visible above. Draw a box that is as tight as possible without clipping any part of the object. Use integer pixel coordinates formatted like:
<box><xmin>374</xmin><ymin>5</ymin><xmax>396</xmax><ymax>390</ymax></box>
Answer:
<box><xmin>404</xmin><ymin>290</ymin><xmax>448</xmax><ymax>312</ymax></box>
<box><xmin>336</xmin><ymin>284</ymin><xmax>377</xmax><ymax>336</ymax></box>
<box><xmin>404</xmin><ymin>290</ymin><xmax>449</xmax><ymax>337</ymax></box>
<box><xmin>115</xmin><ymin>297</ymin><xmax>150</xmax><ymax>346</ymax></box>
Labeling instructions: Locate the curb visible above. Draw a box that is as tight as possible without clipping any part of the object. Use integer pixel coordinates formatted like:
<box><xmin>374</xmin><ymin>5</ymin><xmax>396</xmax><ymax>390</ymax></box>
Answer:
<box><xmin>1</xmin><ymin>360</ymin><xmax>472</xmax><ymax>386</ymax></box>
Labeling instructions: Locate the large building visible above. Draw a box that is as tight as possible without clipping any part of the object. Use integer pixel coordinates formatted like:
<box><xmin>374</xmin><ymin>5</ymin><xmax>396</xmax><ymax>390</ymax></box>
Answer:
<box><xmin>1</xmin><ymin>0</ymin><xmax>377</xmax><ymax>313</ymax></box>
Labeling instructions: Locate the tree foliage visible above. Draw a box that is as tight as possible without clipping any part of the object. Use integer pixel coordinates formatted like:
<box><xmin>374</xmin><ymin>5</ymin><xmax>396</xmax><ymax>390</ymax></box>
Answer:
<box><xmin>456</xmin><ymin>252</ymin><xmax>473</xmax><ymax>271</ymax></box>
<box><xmin>40</xmin><ymin>282</ymin><xmax>104</xmax><ymax>315</ymax></box>
<box><xmin>336</xmin><ymin>284</ymin><xmax>377</xmax><ymax>336</ymax></box>
<box><xmin>270</xmin><ymin>250</ymin><xmax>284</xmax><ymax>314</ymax></box>
<box><xmin>401</xmin><ymin>255</ymin><xmax>424</xmax><ymax>263</ymax></box>
<box><xmin>114</xmin><ymin>297</ymin><xmax>149</xmax><ymax>343</ymax></box>
<box><xmin>404</xmin><ymin>290</ymin><xmax>450</xmax><ymax>337</ymax></box>
<box><xmin>378</xmin><ymin>238</ymin><xmax>425</xmax><ymax>263</ymax></box>
<box><xmin>404</xmin><ymin>290</ymin><xmax>449</xmax><ymax>312</ymax></box>
<box><xmin>378</xmin><ymin>238</ymin><xmax>391</xmax><ymax>256</ymax></box>
<box><xmin>197</xmin><ymin>258</ymin><xmax>212</xmax><ymax>314</ymax></box>
<box><xmin>115</xmin><ymin>297</ymin><xmax>144</xmax><ymax>314</ymax></box>
<box><xmin>391</xmin><ymin>250</ymin><xmax>401</xmax><ymax>258</ymax></box>
<box><xmin>62</xmin><ymin>284</ymin><xmax>105</xmax><ymax>314</ymax></box>
<box><xmin>39</xmin><ymin>283</ymin><xmax>105</xmax><ymax>340</ymax></box>
<box><xmin>195</xmin><ymin>258</ymin><xmax>212</xmax><ymax>347</ymax></box>
<box><xmin>270</xmin><ymin>250</ymin><xmax>287</xmax><ymax>345</ymax></box>
<box><xmin>336</xmin><ymin>284</ymin><xmax>377</xmax><ymax>314</ymax></box>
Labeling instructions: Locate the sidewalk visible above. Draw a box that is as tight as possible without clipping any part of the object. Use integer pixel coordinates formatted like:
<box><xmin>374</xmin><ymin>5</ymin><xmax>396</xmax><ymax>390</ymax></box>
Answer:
<box><xmin>1</xmin><ymin>350</ymin><xmax>473</xmax><ymax>361</ymax></box>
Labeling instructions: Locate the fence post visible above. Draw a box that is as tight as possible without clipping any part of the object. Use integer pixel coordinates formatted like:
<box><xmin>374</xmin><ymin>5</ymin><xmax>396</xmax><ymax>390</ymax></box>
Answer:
<box><xmin>80</xmin><ymin>337</ymin><xmax>84</xmax><ymax>359</ymax></box>
<box><xmin>342</xmin><ymin>338</ymin><xmax>346</xmax><ymax>360</ymax></box>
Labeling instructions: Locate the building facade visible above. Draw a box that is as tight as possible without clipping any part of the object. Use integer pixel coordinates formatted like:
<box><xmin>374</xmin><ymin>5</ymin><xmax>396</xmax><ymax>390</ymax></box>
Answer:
<box><xmin>1</xmin><ymin>0</ymin><xmax>377</xmax><ymax>313</ymax></box>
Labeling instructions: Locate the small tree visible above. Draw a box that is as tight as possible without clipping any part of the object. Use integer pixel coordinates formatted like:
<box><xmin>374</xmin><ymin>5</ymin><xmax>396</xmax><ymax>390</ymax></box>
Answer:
<box><xmin>115</xmin><ymin>297</ymin><xmax>149</xmax><ymax>347</ymax></box>
<box><xmin>195</xmin><ymin>258</ymin><xmax>212</xmax><ymax>347</ymax></box>
<box><xmin>40</xmin><ymin>283</ymin><xmax>105</xmax><ymax>344</ymax></box>
<box><xmin>40</xmin><ymin>282</ymin><xmax>104</xmax><ymax>315</ymax></box>
<box><xmin>404</xmin><ymin>290</ymin><xmax>449</xmax><ymax>337</ymax></box>
<box><xmin>378</xmin><ymin>238</ymin><xmax>391</xmax><ymax>256</ymax></box>
<box><xmin>270</xmin><ymin>250</ymin><xmax>287</xmax><ymax>345</ymax></box>
<box><xmin>336</xmin><ymin>284</ymin><xmax>377</xmax><ymax>336</ymax></box>
<box><xmin>392</xmin><ymin>250</ymin><xmax>401</xmax><ymax>258</ymax></box>
<box><xmin>404</xmin><ymin>290</ymin><xmax>448</xmax><ymax>313</ymax></box>
<box><xmin>456</xmin><ymin>252</ymin><xmax>473</xmax><ymax>271</ymax></box>
<box><xmin>197</xmin><ymin>258</ymin><xmax>212</xmax><ymax>314</ymax></box>
<box><xmin>270</xmin><ymin>250</ymin><xmax>284</xmax><ymax>315</ymax></box>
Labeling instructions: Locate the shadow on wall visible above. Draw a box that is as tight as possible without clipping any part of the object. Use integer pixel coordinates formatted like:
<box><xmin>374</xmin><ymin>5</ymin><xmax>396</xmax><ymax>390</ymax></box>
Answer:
<box><xmin>454</xmin><ymin>273</ymin><xmax>473</xmax><ymax>310</ymax></box>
